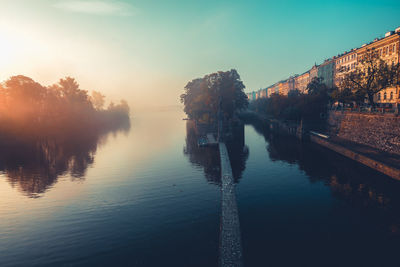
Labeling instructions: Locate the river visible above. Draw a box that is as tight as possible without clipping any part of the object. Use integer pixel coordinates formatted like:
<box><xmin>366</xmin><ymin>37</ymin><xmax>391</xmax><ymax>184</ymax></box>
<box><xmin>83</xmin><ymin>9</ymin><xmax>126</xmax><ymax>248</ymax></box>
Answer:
<box><xmin>1</xmin><ymin>108</ymin><xmax>399</xmax><ymax>267</ymax></box>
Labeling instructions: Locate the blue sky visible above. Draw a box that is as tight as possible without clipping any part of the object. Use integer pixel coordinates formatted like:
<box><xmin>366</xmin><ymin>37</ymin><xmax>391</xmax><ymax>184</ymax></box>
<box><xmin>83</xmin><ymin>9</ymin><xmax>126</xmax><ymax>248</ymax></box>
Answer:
<box><xmin>0</xmin><ymin>0</ymin><xmax>399</xmax><ymax>108</ymax></box>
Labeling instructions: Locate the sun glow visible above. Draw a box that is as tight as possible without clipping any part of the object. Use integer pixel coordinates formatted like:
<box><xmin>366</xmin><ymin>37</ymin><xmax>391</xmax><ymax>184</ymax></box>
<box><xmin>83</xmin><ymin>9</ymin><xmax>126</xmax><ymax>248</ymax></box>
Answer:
<box><xmin>0</xmin><ymin>29</ymin><xmax>17</xmax><ymax>69</ymax></box>
<box><xmin>0</xmin><ymin>22</ymin><xmax>65</xmax><ymax>83</ymax></box>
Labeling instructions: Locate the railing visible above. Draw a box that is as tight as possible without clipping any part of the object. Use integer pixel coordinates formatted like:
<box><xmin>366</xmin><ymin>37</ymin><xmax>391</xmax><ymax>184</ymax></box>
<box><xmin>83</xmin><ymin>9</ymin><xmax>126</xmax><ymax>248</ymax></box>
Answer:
<box><xmin>310</xmin><ymin>131</ymin><xmax>330</xmax><ymax>139</ymax></box>
<box><xmin>330</xmin><ymin>106</ymin><xmax>399</xmax><ymax>115</ymax></box>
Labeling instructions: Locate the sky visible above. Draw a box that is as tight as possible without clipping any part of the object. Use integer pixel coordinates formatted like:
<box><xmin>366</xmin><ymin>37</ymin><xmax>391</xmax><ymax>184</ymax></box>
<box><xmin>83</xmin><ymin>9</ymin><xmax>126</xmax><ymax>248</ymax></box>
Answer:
<box><xmin>0</xmin><ymin>0</ymin><xmax>399</xmax><ymax>110</ymax></box>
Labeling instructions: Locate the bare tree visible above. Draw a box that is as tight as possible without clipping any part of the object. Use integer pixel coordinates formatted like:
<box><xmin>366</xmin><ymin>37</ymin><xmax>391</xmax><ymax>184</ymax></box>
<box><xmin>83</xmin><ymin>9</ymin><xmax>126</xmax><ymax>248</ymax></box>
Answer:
<box><xmin>339</xmin><ymin>48</ymin><xmax>393</xmax><ymax>106</ymax></box>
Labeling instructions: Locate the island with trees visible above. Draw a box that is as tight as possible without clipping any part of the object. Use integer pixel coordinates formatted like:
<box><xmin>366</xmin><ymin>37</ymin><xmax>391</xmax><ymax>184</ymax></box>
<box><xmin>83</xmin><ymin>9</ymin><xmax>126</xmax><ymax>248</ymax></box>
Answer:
<box><xmin>0</xmin><ymin>75</ymin><xmax>130</xmax><ymax>197</ymax></box>
<box><xmin>180</xmin><ymin>69</ymin><xmax>248</xmax><ymax>143</ymax></box>
<box><xmin>0</xmin><ymin>75</ymin><xmax>130</xmax><ymax>138</ymax></box>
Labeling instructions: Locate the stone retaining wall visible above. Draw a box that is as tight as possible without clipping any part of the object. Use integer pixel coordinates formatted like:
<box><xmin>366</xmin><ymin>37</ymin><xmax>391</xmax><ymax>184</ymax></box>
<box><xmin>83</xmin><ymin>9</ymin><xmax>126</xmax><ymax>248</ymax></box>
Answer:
<box><xmin>328</xmin><ymin>111</ymin><xmax>400</xmax><ymax>155</ymax></box>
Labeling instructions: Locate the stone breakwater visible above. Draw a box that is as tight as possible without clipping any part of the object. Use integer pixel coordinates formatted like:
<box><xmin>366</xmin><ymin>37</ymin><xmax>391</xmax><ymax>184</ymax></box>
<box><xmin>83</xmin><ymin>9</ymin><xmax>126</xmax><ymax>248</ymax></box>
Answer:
<box><xmin>219</xmin><ymin>142</ymin><xmax>243</xmax><ymax>267</ymax></box>
<box><xmin>328</xmin><ymin>111</ymin><xmax>400</xmax><ymax>156</ymax></box>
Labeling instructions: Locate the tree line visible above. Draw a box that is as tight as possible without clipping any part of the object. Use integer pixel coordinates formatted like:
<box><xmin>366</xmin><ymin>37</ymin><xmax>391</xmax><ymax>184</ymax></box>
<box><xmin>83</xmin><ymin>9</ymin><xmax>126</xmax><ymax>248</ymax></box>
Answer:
<box><xmin>249</xmin><ymin>77</ymin><xmax>330</xmax><ymax>125</ymax></box>
<box><xmin>0</xmin><ymin>75</ymin><xmax>130</xmax><ymax>138</ymax></box>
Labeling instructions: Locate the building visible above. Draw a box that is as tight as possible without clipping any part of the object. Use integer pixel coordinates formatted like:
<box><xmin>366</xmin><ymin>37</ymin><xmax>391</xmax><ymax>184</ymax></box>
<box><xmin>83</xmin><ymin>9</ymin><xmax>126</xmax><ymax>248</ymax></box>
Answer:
<box><xmin>287</xmin><ymin>76</ymin><xmax>296</xmax><ymax>93</ymax></box>
<box><xmin>318</xmin><ymin>59</ymin><xmax>335</xmax><ymax>88</ymax></box>
<box><xmin>246</xmin><ymin>93</ymin><xmax>253</xmax><ymax>101</ymax></box>
<box><xmin>356</xmin><ymin>28</ymin><xmax>400</xmax><ymax>104</ymax></box>
<box><xmin>267</xmin><ymin>83</ymin><xmax>279</xmax><ymax>97</ymax></box>
<box><xmin>309</xmin><ymin>65</ymin><xmax>319</xmax><ymax>81</ymax></box>
<box><xmin>259</xmin><ymin>88</ymin><xmax>267</xmax><ymax>98</ymax></box>
<box><xmin>247</xmin><ymin>25</ymin><xmax>400</xmax><ymax>104</ymax></box>
<box><xmin>246</xmin><ymin>88</ymin><xmax>267</xmax><ymax>101</ymax></box>
<box><xmin>334</xmin><ymin>49</ymin><xmax>358</xmax><ymax>87</ymax></box>
<box><xmin>278</xmin><ymin>81</ymin><xmax>288</xmax><ymax>95</ymax></box>
<box><xmin>295</xmin><ymin>71</ymin><xmax>310</xmax><ymax>93</ymax></box>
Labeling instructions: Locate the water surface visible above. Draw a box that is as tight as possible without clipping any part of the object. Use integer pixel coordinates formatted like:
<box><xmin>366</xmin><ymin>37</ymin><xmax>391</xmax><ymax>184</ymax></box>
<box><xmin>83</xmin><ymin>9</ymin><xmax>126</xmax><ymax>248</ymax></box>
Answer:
<box><xmin>1</xmin><ymin>109</ymin><xmax>400</xmax><ymax>266</ymax></box>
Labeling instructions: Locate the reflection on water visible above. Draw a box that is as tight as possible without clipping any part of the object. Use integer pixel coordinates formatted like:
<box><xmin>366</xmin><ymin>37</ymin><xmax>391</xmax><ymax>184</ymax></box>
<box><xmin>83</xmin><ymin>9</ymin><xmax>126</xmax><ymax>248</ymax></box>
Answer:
<box><xmin>183</xmin><ymin>120</ymin><xmax>249</xmax><ymax>184</ymax></box>
<box><xmin>2</xmin><ymin>111</ymin><xmax>400</xmax><ymax>266</ymax></box>
<box><xmin>240</xmin><ymin>123</ymin><xmax>400</xmax><ymax>266</ymax></box>
<box><xmin>266</xmin><ymin>134</ymin><xmax>400</xmax><ymax>235</ymax></box>
<box><xmin>0</xmin><ymin>120</ymin><xmax>130</xmax><ymax>198</ymax></box>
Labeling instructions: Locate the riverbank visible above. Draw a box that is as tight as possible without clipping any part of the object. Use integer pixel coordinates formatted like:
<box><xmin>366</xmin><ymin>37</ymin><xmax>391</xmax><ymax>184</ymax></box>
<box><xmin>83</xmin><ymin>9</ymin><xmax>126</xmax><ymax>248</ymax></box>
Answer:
<box><xmin>310</xmin><ymin>133</ymin><xmax>400</xmax><ymax>180</ymax></box>
<box><xmin>240</xmin><ymin>110</ymin><xmax>400</xmax><ymax>181</ymax></box>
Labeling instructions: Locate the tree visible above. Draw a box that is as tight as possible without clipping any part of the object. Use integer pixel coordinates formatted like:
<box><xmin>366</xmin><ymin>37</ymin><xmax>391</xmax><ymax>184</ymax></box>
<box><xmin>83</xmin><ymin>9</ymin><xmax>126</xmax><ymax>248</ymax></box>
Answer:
<box><xmin>2</xmin><ymin>75</ymin><xmax>46</xmax><ymax>123</ymax></box>
<box><xmin>57</xmin><ymin>77</ymin><xmax>92</xmax><ymax>108</ymax></box>
<box><xmin>288</xmin><ymin>89</ymin><xmax>301</xmax><ymax>98</ymax></box>
<box><xmin>338</xmin><ymin>48</ymin><xmax>392</xmax><ymax>106</ymax></box>
<box><xmin>90</xmin><ymin>91</ymin><xmax>105</xmax><ymax>110</ymax></box>
<box><xmin>118</xmin><ymin>99</ymin><xmax>130</xmax><ymax>115</ymax></box>
<box><xmin>180</xmin><ymin>69</ymin><xmax>248</xmax><ymax>123</ymax></box>
<box><xmin>331</xmin><ymin>87</ymin><xmax>354</xmax><ymax>104</ymax></box>
<box><xmin>388</xmin><ymin>61</ymin><xmax>400</xmax><ymax>89</ymax></box>
<box><xmin>306</xmin><ymin>77</ymin><xmax>328</xmax><ymax>96</ymax></box>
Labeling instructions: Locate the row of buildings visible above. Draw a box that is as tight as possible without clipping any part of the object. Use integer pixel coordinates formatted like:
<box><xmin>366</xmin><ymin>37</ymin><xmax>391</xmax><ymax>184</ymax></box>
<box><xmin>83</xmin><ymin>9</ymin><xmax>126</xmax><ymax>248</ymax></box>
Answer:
<box><xmin>247</xmin><ymin>26</ymin><xmax>400</xmax><ymax>104</ymax></box>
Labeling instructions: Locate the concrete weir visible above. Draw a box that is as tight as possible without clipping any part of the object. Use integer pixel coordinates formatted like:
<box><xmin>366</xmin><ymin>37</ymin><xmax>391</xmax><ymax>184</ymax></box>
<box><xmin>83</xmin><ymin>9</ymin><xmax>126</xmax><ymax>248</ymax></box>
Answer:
<box><xmin>218</xmin><ymin>142</ymin><xmax>243</xmax><ymax>267</ymax></box>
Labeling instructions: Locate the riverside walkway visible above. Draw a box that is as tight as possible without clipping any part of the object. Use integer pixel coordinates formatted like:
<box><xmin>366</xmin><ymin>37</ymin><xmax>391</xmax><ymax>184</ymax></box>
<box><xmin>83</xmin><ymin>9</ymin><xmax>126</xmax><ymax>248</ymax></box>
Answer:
<box><xmin>219</xmin><ymin>142</ymin><xmax>243</xmax><ymax>267</ymax></box>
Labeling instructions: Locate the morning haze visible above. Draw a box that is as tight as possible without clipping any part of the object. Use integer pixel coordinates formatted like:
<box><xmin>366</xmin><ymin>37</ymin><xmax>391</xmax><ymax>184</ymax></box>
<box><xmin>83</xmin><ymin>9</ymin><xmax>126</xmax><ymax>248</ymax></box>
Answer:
<box><xmin>1</xmin><ymin>0</ymin><xmax>399</xmax><ymax>110</ymax></box>
<box><xmin>1</xmin><ymin>1</ymin><xmax>400</xmax><ymax>266</ymax></box>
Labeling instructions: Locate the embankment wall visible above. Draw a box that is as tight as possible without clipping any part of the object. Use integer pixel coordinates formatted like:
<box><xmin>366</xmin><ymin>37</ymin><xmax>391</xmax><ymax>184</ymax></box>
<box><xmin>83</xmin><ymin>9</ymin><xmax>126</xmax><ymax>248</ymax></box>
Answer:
<box><xmin>328</xmin><ymin>111</ymin><xmax>400</xmax><ymax>155</ymax></box>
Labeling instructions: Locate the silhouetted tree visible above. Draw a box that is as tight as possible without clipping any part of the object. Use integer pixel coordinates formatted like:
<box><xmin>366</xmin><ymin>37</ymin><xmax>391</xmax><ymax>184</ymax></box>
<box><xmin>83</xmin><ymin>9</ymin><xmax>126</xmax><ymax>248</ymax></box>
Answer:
<box><xmin>306</xmin><ymin>77</ymin><xmax>328</xmax><ymax>96</ymax></box>
<box><xmin>0</xmin><ymin>75</ymin><xmax>130</xmax><ymax>138</ymax></box>
<box><xmin>180</xmin><ymin>69</ymin><xmax>248</xmax><ymax>123</ymax></box>
<box><xmin>251</xmin><ymin>85</ymin><xmax>330</xmax><ymax>126</ymax></box>
<box><xmin>91</xmin><ymin>91</ymin><xmax>106</xmax><ymax>110</ymax></box>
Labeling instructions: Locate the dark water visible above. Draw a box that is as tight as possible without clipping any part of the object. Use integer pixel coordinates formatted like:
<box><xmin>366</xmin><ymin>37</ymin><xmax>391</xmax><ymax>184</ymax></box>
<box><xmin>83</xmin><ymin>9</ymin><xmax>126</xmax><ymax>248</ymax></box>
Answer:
<box><xmin>1</xmin><ymin>109</ymin><xmax>400</xmax><ymax>267</ymax></box>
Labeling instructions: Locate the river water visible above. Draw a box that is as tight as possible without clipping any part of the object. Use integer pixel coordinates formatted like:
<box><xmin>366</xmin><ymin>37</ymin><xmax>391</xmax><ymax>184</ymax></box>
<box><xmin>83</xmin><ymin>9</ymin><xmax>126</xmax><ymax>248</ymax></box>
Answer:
<box><xmin>1</xmin><ymin>109</ymin><xmax>400</xmax><ymax>267</ymax></box>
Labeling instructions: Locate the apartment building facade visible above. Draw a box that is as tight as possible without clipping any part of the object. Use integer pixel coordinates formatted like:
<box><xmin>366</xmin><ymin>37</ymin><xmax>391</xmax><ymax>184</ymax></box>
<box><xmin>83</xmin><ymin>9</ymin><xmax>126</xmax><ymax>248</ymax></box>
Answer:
<box><xmin>357</xmin><ymin>29</ymin><xmax>400</xmax><ymax>104</ymax></box>
<box><xmin>246</xmin><ymin>26</ymin><xmax>400</xmax><ymax>104</ymax></box>
<box><xmin>317</xmin><ymin>59</ymin><xmax>335</xmax><ymax>88</ymax></box>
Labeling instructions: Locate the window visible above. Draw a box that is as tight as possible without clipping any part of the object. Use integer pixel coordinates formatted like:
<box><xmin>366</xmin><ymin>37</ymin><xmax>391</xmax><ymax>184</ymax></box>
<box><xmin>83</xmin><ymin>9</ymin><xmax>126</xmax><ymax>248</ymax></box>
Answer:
<box><xmin>390</xmin><ymin>91</ymin><xmax>393</xmax><ymax>100</ymax></box>
<box><xmin>378</xmin><ymin>93</ymin><xmax>381</xmax><ymax>100</ymax></box>
<box><xmin>384</xmin><ymin>92</ymin><xmax>387</xmax><ymax>100</ymax></box>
